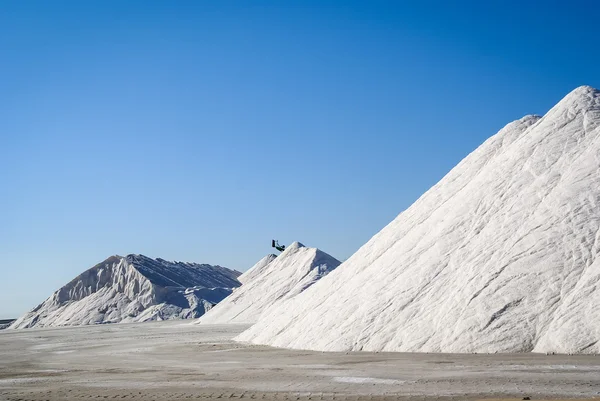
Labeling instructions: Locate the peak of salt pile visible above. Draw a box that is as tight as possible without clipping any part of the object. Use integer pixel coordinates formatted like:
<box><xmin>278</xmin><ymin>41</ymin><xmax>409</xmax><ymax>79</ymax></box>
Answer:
<box><xmin>10</xmin><ymin>255</ymin><xmax>241</xmax><ymax>329</ymax></box>
<box><xmin>237</xmin><ymin>86</ymin><xmax>600</xmax><ymax>354</ymax></box>
<box><xmin>199</xmin><ymin>242</ymin><xmax>340</xmax><ymax>324</ymax></box>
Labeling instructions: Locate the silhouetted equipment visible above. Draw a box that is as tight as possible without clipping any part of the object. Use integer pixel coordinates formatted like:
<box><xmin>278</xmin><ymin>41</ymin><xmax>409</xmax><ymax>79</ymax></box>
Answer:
<box><xmin>272</xmin><ymin>240</ymin><xmax>286</xmax><ymax>252</ymax></box>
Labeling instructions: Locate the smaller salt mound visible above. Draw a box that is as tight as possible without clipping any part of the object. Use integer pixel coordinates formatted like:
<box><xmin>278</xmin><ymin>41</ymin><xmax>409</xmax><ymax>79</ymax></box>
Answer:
<box><xmin>198</xmin><ymin>242</ymin><xmax>340</xmax><ymax>324</ymax></box>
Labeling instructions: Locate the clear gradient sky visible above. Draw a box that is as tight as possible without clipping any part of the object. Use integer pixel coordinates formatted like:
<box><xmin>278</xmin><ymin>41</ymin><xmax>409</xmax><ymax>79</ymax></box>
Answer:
<box><xmin>1</xmin><ymin>1</ymin><xmax>599</xmax><ymax>318</ymax></box>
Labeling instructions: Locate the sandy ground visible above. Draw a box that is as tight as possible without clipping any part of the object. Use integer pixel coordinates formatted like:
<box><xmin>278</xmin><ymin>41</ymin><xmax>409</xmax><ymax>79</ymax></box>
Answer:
<box><xmin>1</xmin><ymin>321</ymin><xmax>599</xmax><ymax>400</ymax></box>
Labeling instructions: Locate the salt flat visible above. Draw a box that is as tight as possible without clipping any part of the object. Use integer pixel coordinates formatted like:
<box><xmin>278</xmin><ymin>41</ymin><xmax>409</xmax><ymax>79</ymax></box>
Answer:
<box><xmin>1</xmin><ymin>321</ymin><xmax>599</xmax><ymax>400</ymax></box>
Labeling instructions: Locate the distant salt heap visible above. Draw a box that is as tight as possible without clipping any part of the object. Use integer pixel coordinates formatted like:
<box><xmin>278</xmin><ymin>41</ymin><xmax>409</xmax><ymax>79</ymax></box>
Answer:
<box><xmin>199</xmin><ymin>242</ymin><xmax>340</xmax><ymax>324</ymax></box>
<box><xmin>10</xmin><ymin>254</ymin><xmax>241</xmax><ymax>329</ymax></box>
<box><xmin>238</xmin><ymin>86</ymin><xmax>600</xmax><ymax>354</ymax></box>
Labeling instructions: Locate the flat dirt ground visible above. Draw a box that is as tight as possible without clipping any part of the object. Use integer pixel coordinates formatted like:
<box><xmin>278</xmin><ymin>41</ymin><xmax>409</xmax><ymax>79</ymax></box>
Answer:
<box><xmin>1</xmin><ymin>321</ymin><xmax>599</xmax><ymax>401</ymax></box>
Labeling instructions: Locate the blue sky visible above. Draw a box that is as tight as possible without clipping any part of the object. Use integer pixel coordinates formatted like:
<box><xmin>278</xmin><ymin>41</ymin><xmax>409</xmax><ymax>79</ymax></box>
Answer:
<box><xmin>1</xmin><ymin>1</ymin><xmax>599</xmax><ymax>318</ymax></box>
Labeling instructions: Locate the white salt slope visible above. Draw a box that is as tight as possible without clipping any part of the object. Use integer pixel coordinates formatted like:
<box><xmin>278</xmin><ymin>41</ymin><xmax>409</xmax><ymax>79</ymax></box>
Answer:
<box><xmin>238</xmin><ymin>254</ymin><xmax>277</xmax><ymax>284</ymax></box>
<box><xmin>10</xmin><ymin>254</ymin><xmax>241</xmax><ymax>329</ymax></box>
<box><xmin>238</xmin><ymin>86</ymin><xmax>600</xmax><ymax>354</ymax></box>
<box><xmin>199</xmin><ymin>242</ymin><xmax>340</xmax><ymax>324</ymax></box>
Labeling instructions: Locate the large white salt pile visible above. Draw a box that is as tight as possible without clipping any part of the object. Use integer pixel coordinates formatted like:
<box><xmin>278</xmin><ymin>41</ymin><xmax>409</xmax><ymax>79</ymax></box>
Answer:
<box><xmin>238</xmin><ymin>86</ymin><xmax>600</xmax><ymax>354</ymax></box>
